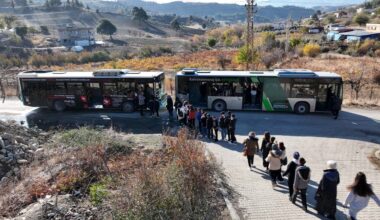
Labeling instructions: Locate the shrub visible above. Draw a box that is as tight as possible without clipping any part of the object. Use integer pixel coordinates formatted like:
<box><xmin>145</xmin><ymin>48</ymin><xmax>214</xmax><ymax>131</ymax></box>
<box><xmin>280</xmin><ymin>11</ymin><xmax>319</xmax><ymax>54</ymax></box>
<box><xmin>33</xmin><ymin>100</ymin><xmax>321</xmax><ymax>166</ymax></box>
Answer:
<box><xmin>354</xmin><ymin>13</ymin><xmax>370</xmax><ymax>26</ymax></box>
<box><xmin>289</xmin><ymin>37</ymin><xmax>302</xmax><ymax>48</ymax></box>
<box><xmin>207</xmin><ymin>38</ymin><xmax>217</xmax><ymax>47</ymax></box>
<box><xmin>375</xmin><ymin>49</ymin><xmax>380</xmax><ymax>57</ymax></box>
<box><xmin>303</xmin><ymin>43</ymin><xmax>321</xmax><ymax>57</ymax></box>
<box><xmin>123</xmin><ymin>129</ymin><xmax>219</xmax><ymax>219</ymax></box>
<box><xmin>89</xmin><ymin>182</ymin><xmax>108</xmax><ymax>206</ymax></box>
<box><xmin>357</xmin><ymin>40</ymin><xmax>380</xmax><ymax>56</ymax></box>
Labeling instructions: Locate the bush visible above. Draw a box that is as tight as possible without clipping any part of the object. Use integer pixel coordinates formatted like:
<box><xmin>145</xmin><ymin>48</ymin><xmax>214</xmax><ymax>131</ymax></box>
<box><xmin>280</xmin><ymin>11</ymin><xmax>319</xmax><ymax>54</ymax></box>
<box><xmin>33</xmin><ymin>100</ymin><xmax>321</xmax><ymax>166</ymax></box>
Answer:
<box><xmin>289</xmin><ymin>37</ymin><xmax>302</xmax><ymax>48</ymax></box>
<box><xmin>124</xmin><ymin>129</ymin><xmax>220</xmax><ymax>219</ymax></box>
<box><xmin>89</xmin><ymin>182</ymin><xmax>108</xmax><ymax>206</ymax></box>
<box><xmin>207</xmin><ymin>38</ymin><xmax>217</xmax><ymax>47</ymax></box>
<box><xmin>354</xmin><ymin>13</ymin><xmax>370</xmax><ymax>26</ymax></box>
<box><xmin>303</xmin><ymin>43</ymin><xmax>321</xmax><ymax>57</ymax></box>
<box><xmin>357</xmin><ymin>40</ymin><xmax>380</xmax><ymax>56</ymax></box>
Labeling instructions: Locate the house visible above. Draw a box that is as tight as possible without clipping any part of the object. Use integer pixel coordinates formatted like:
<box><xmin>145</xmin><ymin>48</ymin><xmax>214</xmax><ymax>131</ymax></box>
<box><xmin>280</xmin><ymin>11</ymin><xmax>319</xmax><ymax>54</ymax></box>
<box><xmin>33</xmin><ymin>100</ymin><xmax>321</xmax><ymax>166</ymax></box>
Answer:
<box><xmin>334</xmin><ymin>11</ymin><xmax>348</xmax><ymax>18</ymax></box>
<box><xmin>57</xmin><ymin>26</ymin><xmax>95</xmax><ymax>47</ymax></box>
<box><xmin>357</xmin><ymin>8</ymin><xmax>365</xmax><ymax>14</ymax></box>
<box><xmin>366</xmin><ymin>23</ymin><xmax>380</xmax><ymax>33</ymax></box>
<box><xmin>340</xmin><ymin>30</ymin><xmax>380</xmax><ymax>42</ymax></box>
<box><xmin>308</xmin><ymin>26</ymin><xmax>324</xmax><ymax>34</ymax></box>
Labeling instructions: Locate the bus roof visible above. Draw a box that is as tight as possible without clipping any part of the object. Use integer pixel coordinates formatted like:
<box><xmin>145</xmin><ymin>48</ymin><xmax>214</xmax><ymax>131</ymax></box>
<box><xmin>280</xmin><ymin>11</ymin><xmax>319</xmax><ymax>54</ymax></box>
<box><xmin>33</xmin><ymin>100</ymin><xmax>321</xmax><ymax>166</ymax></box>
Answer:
<box><xmin>17</xmin><ymin>70</ymin><xmax>164</xmax><ymax>79</ymax></box>
<box><xmin>176</xmin><ymin>69</ymin><xmax>342</xmax><ymax>79</ymax></box>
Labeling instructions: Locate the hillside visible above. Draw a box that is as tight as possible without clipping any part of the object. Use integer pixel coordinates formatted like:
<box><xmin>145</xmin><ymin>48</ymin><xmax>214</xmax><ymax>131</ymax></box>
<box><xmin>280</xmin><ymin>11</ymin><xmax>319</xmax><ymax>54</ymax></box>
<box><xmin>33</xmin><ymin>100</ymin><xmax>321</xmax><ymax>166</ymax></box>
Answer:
<box><xmin>85</xmin><ymin>0</ymin><xmax>315</xmax><ymax>23</ymax></box>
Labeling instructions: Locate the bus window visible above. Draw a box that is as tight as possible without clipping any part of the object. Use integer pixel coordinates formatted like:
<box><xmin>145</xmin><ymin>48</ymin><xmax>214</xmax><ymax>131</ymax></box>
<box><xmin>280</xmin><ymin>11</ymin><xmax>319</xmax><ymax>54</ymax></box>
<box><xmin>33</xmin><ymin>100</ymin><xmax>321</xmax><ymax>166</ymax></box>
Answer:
<box><xmin>67</xmin><ymin>82</ymin><xmax>85</xmax><ymax>95</ymax></box>
<box><xmin>47</xmin><ymin>82</ymin><xmax>66</xmax><ymax>95</ymax></box>
<box><xmin>290</xmin><ymin>84</ymin><xmax>316</xmax><ymax>98</ymax></box>
<box><xmin>118</xmin><ymin>82</ymin><xmax>135</xmax><ymax>95</ymax></box>
<box><xmin>103</xmin><ymin>82</ymin><xmax>117</xmax><ymax>95</ymax></box>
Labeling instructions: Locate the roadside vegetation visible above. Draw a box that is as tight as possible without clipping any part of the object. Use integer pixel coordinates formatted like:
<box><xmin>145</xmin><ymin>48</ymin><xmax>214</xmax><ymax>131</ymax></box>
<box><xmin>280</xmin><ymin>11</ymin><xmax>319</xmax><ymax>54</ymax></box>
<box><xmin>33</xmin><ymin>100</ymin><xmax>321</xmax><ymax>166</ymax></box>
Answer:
<box><xmin>0</xmin><ymin>126</ymin><xmax>226</xmax><ymax>219</ymax></box>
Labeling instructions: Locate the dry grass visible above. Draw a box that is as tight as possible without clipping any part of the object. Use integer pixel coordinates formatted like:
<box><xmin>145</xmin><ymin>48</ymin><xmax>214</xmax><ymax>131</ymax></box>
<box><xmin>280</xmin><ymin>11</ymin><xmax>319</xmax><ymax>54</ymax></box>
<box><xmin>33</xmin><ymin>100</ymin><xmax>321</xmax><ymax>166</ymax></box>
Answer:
<box><xmin>278</xmin><ymin>55</ymin><xmax>380</xmax><ymax>80</ymax></box>
<box><xmin>0</xmin><ymin>127</ymin><xmax>225</xmax><ymax>219</ymax></box>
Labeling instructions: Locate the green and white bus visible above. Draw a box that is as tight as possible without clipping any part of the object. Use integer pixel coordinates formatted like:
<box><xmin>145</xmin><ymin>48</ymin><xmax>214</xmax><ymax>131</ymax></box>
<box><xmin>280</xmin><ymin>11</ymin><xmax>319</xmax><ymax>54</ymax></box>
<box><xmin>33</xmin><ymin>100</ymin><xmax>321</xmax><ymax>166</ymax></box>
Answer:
<box><xmin>176</xmin><ymin>68</ymin><xmax>343</xmax><ymax>114</ymax></box>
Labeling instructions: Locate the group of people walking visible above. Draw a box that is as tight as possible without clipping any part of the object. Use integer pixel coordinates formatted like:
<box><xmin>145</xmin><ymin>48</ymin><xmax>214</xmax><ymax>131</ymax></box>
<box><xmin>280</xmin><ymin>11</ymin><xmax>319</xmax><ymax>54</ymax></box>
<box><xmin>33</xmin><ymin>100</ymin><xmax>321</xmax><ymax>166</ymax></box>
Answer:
<box><xmin>168</xmin><ymin>97</ymin><xmax>238</xmax><ymax>143</ymax></box>
<box><xmin>242</xmin><ymin>131</ymin><xmax>380</xmax><ymax>219</ymax></box>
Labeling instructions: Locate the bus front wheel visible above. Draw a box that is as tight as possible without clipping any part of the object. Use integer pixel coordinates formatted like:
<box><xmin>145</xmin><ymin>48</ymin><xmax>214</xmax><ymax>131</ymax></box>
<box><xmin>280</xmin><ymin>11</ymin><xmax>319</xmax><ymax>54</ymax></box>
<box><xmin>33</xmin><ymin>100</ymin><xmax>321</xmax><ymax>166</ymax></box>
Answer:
<box><xmin>212</xmin><ymin>100</ymin><xmax>227</xmax><ymax>112</ymax></box>
<box><xmin>294</xmin><ymin>102</ymin><xmax>310</xmax><ymax>114</ymax></box>
<box><xmin>122</xmin><ymin>102</ymin><xmax>134</xmax><ymax>113</ymax></box>
<box><xmin>53</xmin><ymin>100</ymin><xmax>66</xmax><ymax>112</ymax></box>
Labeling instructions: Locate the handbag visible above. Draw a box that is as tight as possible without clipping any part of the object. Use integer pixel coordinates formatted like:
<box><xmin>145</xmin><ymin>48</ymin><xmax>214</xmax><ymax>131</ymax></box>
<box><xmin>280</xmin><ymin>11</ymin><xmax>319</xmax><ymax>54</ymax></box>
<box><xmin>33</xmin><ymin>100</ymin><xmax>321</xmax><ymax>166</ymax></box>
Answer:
<box><xmin>243</xmin><ymin>148</ymin><xmax>247</xmax><ymax>156</ymax></box>
<box><xmin>281</xmin><ymin>157</ymin><xmax>288</xmax><ymax>165</ymax></box>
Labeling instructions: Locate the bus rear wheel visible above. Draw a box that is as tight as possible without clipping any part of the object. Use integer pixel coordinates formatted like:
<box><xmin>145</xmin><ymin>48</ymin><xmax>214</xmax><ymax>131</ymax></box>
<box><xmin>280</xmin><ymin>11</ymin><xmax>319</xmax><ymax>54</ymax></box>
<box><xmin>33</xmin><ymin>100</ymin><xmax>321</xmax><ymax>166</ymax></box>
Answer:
<box><xmin>212</xmin><ymin>100</ymin><xmax>227</xmax><ymax>112</ymax></box>
<box><xmin>294</xmin><ymin>102</ymin><xmax>310</xmax><ymax>114</ymax></box>
<box><xmin>122</xmin><ymin>102</ymin><xmax>134</xmax><ymax>113</ymax></box>
<box><xmin>53</xmin><ymin>100</ymin><xmax>66</xmax><ymax>112</ymax></box>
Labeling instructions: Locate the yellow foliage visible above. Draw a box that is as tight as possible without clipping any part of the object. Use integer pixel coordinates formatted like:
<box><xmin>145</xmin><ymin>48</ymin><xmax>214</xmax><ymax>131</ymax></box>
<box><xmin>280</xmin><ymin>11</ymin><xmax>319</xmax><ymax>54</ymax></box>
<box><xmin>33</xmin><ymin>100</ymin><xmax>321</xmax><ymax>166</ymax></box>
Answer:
<box><xmin>303</xmin><ymin>43</ymin><xmax>321</xmax><ymax>57</ymax></box>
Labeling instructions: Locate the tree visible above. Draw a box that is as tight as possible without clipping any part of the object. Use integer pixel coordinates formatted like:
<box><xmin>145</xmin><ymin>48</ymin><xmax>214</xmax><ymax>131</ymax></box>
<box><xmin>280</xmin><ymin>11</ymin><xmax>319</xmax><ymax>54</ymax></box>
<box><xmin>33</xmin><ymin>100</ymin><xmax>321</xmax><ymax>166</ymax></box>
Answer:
<box><xmin>311</xmin><ymin>13</ymin><xmax>319</xmax><ymax>22</ymax></box>
<box><xmin>236</xmin><ymin>46</ymin><xmax>259</xmax><ymax>70</ymax></box>
<box><xmin>97</xmin><ymin>19</ymin><xmax>117</xmax><ymax>40</ymax></box>
<box><xmin>207</xmin><ymin>38</ymin><xmax>217</xmax><ymax>47</ymax></box>
<box><xmin>3</xmin><ymin>15</ymin><xmax>17</xmax><ymax>29</ymax></box>
<box><xmin>132</xmin><ymin>7</ymin><xmax>149</xmax><ymax>22</ymax></box>
<box><xmin>217</xmin><ymin>54</ymin><xmax>231</xmax><ymax>70</ymax></box>
<box><xmin>354</xmin><ymin>14</ymin><xmax>369</xmax><ymax>26</ymax></box>
<box><xmin>327</xmin><ymin>15</ymin><xmax>336</xmax><ymax>24</ymax></box>
<box><xmin>15</xmin><ymin>26</ymin><xmax>28</xmax><ymax>39</ymax></box>
<box><xmin>170</xmin><ymin>17</ymin><xmax>180</xmax><ymax>31</ymax></box>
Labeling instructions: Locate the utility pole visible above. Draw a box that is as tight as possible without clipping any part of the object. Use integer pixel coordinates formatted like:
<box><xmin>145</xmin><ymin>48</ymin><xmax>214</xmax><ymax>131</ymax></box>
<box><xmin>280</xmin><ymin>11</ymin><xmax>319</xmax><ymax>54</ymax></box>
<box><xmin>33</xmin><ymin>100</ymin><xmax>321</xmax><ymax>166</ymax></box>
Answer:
<box><xmin>285</xmin><ymin>17</ymin><xmax>291</xmax><ymax>54</ymax></box>
<box><xmin>245</xmin><ymin>0</ymin><xmax>256</xmax><ymax>70</ymax></box>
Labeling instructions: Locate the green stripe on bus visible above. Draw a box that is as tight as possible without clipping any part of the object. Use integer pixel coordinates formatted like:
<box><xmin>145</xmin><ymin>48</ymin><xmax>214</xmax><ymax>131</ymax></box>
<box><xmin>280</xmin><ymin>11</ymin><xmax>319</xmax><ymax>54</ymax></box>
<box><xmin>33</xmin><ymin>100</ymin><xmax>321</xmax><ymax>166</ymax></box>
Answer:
<box><xmin>262</xmin><ymin>94</ymin><xmax>273</xmax><ymax>111</ymax></box>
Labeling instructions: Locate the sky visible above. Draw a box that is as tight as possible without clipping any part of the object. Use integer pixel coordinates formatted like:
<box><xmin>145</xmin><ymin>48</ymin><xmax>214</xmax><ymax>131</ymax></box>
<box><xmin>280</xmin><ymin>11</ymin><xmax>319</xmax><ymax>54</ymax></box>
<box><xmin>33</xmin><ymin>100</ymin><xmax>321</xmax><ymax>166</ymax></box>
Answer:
<box><xmin>144</xmin><ymin>0</ymin><xmax>366</xmax><ymax>7</ymax></box>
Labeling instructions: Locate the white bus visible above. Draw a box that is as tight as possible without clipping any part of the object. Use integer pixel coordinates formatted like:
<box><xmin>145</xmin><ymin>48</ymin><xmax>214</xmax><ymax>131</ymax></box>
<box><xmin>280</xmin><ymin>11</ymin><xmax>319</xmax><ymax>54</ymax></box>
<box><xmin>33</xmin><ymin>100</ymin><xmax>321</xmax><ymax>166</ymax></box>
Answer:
<box><xmin>176</xmin><ymin>68</ymin><xmax>343</xmax><ymax>114</ymax></box>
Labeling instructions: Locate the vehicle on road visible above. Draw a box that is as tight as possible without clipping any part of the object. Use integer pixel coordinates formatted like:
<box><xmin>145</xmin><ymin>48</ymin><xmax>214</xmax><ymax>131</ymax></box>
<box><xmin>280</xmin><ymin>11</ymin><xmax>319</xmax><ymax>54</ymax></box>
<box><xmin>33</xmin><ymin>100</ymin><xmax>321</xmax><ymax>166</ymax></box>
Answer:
<box><xmin>17</xmin><ymin>69</ymin><xmax>165</xmax><ymax>112</ymax></box>
<box><xmin>176</xmin><ymin>68</ymin><xmax>343</xmax><ymax>114</ymax></box>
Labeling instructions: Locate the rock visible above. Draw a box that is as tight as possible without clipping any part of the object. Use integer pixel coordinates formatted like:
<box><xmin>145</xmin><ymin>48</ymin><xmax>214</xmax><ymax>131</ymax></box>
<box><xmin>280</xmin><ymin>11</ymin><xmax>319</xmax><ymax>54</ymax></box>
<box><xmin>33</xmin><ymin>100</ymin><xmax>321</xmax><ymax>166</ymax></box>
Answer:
<box><xmin>375</xmin><ymin>150</ymin><xmax>380</xmax><ymax>160</ymax></box>
<box><xmin>17</xmin><ymin>159</ymin><xmax>29</xmax><ymax>164</ymax></box>
<box><xmin>0</xmin><ymin>137</ymin><xmax>4</xmax><ymax>149</ymax></box>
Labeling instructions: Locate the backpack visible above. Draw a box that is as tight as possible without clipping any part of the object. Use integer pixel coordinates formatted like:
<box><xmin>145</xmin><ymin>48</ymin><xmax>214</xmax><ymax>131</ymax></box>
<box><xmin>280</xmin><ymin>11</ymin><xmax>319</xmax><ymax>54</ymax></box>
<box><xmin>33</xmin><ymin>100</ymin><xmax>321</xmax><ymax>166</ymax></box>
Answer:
<box><xmin>281</xmin><ymin>157</ymin><xmax>288</xmax><ymax>166</ymax></box>
<box><xmin>177</xmin><ymin>109</ymin><xmax>184</xmax><ymax>117</ymax></box>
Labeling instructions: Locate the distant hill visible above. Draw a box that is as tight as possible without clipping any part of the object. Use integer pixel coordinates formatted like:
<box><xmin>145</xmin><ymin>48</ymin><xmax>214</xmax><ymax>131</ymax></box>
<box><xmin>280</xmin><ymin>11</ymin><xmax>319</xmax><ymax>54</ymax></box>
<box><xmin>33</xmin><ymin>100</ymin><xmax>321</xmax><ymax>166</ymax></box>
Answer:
<box><xmin>85</xmin><ymin>0</ymin><xmax>315</xmax><ymax>23</ymax></box>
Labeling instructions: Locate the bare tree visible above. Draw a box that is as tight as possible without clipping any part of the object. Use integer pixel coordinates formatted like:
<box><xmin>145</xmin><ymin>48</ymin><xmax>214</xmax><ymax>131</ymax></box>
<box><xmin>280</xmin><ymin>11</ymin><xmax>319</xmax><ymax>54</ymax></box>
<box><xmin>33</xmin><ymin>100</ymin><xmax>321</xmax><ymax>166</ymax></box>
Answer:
<box><xmin>369</xmin><ymin>70</ymin><xmax>380</xmax><ymax>100</ymax></box>
<box><xmin>346</xmin><ymin>66</ymin><xmax>368</xmax><ymax>100</ymax></box>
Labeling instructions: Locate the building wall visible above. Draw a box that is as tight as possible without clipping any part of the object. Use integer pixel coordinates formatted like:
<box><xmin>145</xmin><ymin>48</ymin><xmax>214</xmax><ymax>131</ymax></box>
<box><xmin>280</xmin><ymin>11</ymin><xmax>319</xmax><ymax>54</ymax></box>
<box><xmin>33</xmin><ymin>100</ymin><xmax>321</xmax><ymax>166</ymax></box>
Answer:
<box><xmin>366</xmin><ymin>24</ymin><xmax>380</xmax><ymax>33</ymax></box>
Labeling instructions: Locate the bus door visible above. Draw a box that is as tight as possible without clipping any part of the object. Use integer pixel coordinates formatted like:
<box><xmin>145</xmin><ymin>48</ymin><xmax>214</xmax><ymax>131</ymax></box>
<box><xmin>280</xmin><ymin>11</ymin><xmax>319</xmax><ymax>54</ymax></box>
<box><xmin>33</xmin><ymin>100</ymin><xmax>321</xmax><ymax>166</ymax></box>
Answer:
<box><xmin>22</xmin><ymin>81</ymin><xmax>48</xmax><ymax>106</ymax></box>
<box><xmin>189</xmin><ymin>81</ymin><xmax>203</xmax><ymax>106</ymax></box>
<box><xmin>316</xmin><ymin>84</ymin><xmax>339</xmax><ymax>111</ymax></box>
<box><xmin>87</xmin><ymin>83</ymin><xmax>103</xmax><ymax>106</ymax></box>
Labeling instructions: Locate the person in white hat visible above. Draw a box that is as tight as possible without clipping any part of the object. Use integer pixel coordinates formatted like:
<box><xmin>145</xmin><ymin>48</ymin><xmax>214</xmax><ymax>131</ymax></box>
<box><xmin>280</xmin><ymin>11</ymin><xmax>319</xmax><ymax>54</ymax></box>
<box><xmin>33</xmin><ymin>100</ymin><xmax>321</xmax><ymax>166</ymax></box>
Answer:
<box><xmin>315</xmin><ymin>160</ymin><xmax>340</xmax><ymax>219</ymax></box>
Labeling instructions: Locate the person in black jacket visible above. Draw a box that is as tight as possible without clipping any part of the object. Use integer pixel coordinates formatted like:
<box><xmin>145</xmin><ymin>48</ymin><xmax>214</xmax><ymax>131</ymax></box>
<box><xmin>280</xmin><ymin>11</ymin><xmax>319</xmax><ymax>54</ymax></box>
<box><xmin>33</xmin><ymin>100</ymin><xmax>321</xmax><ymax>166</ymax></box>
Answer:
<box><xmin>262</xmin><ymin>133</ymin><xmax>273</xmax><ymax>171</ymax></box>
<box><xmin>283</xmin><ymin>152</ymin><xmax>300</xmax><ymax>199</ymax></box>
<box><xmin>225</xmin><ymin>111</ymin><xmax>231</xmax><ymax>141</ymax></box>
<box><xmin>219</xmin><ymin>112</ymin><xmax>227</xmax><ymax>141</ymax></box>
<box><xmin>330</xmin><ymin>94</ymin><xmax>342</xmax><ymax>120</ymax></box>
<box><xmin>166</xmin><ymin>95</ymin><xmax>174</xmax><ymax>118</ymax></box>
<box><xmin>229</xmin><ymin>114</ymin><xmax>237</xmax><ymax>143</ymax></box>
<box><xmin>206</xmin><ymin>114</ymin><xmax>214</xmax><ymax>139</ymax></box>
<box><xmin>212</xmin><ymin>116</ymin><xmax>219</xmax><ymax>142</ymax></box>
<box><xmin>315</xmin><ymin>160</ymin><xmax>340</xmax><ymax>219</ymax></box>
<box><xmin>200</xmin><ymin>113</ymin><xmax>207</xmax><ymax>137</ymax></box>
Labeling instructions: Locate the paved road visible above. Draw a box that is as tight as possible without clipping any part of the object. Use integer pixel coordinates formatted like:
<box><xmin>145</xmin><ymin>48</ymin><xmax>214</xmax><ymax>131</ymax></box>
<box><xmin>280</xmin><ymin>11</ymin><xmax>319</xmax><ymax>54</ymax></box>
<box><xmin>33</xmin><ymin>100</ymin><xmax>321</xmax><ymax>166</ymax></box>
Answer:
<box><xmin>205</xmin><ymin>109</ymin><xmax>380</xmax><ymax>220</ymax></box>
<box><xmin>0</xmin><ymin>99</ymin><xmax>166</xmax><ymax>134</ymax></box>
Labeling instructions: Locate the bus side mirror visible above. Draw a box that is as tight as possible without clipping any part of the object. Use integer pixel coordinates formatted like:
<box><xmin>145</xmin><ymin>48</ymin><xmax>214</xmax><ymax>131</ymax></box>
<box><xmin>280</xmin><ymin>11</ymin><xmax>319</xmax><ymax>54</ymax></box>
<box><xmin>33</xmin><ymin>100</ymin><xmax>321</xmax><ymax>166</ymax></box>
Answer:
<box><xmin>159</xmin><ymin>83</ymin><xmax>162</xmax><ymax>89</ymax></box>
